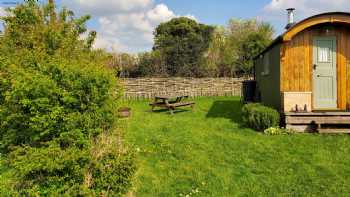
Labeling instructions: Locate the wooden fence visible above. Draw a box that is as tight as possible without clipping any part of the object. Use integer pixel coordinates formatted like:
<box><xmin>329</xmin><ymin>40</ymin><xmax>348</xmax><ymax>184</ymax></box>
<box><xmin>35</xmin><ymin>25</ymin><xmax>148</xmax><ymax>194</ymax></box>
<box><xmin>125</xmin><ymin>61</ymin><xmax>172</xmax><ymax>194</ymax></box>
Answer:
<box><xmin>120</xmin><ymin>78</ymin><xmax>245</xmax><ymax>99</ymax></box>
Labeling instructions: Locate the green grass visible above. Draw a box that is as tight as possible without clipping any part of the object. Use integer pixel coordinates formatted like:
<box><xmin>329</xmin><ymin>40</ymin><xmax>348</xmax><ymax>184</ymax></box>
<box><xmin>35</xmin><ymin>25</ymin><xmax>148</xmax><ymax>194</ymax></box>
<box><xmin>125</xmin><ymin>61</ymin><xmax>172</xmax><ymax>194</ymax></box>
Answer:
<box><xmin>125</xmin><ymin>97</ymin><xmax>350</xmax><ymax>197</ymax></box>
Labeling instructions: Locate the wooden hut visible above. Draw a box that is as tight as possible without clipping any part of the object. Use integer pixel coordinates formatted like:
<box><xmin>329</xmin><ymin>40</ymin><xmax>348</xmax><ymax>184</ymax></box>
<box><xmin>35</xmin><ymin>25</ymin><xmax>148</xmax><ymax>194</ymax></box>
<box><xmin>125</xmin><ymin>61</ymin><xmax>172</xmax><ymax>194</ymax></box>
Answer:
<box><xmin>254</xmin><ymin>11</ymin><xmax>350</xmax><ymax>132</ymax></box>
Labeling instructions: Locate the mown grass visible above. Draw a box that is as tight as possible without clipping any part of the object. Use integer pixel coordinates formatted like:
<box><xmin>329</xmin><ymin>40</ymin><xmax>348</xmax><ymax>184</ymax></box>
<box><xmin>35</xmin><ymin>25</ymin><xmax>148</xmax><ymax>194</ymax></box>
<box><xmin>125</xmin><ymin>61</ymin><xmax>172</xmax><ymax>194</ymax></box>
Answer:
<box><xmin>125</xmin><ymin>97</ymin><xmax>350</xmax><ymax>197</ymax></box>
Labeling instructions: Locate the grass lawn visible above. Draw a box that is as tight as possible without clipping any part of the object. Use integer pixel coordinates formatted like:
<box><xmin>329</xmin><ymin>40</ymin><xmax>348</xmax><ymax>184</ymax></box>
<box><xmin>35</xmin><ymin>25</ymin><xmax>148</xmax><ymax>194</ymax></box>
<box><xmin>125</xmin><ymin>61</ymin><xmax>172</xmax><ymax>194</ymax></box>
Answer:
<box><xmin>125</xmin><ymin>97</ymin><xmax>350</xmax><ymax>197</ymax></box>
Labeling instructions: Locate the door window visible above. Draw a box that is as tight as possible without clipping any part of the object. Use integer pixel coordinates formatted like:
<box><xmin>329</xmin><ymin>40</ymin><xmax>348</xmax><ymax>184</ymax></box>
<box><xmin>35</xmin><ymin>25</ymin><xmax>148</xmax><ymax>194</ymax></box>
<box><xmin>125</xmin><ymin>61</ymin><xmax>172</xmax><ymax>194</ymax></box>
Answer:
<box><xmin>317</xmin><ymin>41</ymin><xmax>332</xmax><ymax>63</ymax></box>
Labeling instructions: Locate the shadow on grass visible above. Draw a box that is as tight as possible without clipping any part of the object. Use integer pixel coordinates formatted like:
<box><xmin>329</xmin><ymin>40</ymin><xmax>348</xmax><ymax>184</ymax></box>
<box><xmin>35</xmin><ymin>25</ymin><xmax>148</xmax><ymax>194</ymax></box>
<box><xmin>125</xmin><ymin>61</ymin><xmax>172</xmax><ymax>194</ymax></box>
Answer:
<box><xmin>206</xmin><ymin>100</ymin><xmax>243</xmax><ymax>124</ymax></box>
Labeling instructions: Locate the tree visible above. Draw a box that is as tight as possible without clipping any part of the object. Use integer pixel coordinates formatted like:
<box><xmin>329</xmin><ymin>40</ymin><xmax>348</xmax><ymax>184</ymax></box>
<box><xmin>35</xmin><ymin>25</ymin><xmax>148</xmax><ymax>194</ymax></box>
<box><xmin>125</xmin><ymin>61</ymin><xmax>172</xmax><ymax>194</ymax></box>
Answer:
<box><xmin>0</xmin><ymin>0</ymin><xmax>97</xmax><ymax>62</ymax></box>
<box><xmin>135</xmin><ymin>51</ymin><xmax>166</xmax><ymax>77</ymax></box>
<box><xmin>154</xmin><ymin>17</ymin><xmax>214</xmax><ymax>77</ymax></box>
<box><xmin>107</xmin><ymin>52</ymin><xmax>138</xmax><ymax>77</ymax></box>
<box><xmin>201</xmin><ymin>26</ymin><xmax>237</xmax><ymax>77</ymax></box>
<box><xmin>228</xmin><ymin>19</ymin><xmax>274</xmax><ymax>76</ymax></box>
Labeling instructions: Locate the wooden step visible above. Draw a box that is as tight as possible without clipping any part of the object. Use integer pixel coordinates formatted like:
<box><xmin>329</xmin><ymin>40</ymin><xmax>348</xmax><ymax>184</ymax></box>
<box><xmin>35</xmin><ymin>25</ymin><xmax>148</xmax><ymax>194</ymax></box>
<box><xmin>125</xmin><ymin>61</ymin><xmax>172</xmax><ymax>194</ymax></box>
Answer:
<box><xmin>319</xmin><ymin>129</ymin><xmax>350</xmax><ymax>134</ymax></box>
<box><xmin>286</xmin><ymin>116</ymin><xmax>350</xmax><ymax>124</ymax></box>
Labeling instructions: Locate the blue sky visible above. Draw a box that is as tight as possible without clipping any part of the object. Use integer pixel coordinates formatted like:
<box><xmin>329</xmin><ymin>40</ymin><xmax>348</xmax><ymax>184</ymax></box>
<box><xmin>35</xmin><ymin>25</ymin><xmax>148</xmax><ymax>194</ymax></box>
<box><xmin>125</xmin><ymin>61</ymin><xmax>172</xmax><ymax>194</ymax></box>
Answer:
<box><xmin>1</xmin><ymin>0</ymin><xmax>350</xmax><ymax>53</ymax></box>
<box><xmin>155</xmin><ymin>0</ymin><xmax>271</xmax><ymax>25</ymax></box>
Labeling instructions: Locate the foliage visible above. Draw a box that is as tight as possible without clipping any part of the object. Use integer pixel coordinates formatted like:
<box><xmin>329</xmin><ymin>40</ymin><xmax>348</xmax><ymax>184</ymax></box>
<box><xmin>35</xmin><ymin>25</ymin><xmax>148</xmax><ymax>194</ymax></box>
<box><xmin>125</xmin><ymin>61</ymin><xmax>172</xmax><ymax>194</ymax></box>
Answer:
<box><xmin>86</xmin><ymin>133</ymin><xmax>136</xmax><ymax>196</ymax></box>
<box><xmin>108</xmin><ymin>52</ymin><xmax>138</xmax><ymax>77</ymax></box>
<box><xmin>7</xmin><ymin>133</ymin><xmax>136</xmax><ymax>196</ymax></box>
<box><xmin>0</xmin><ymin>0</ymin><xmax>135</xmax><ymax>195</ymax></box>
<box><xmin>8</xmin><ymin>143</ymin><xmax>91</xmax><ymax>195</ymax></box>
<box><xmin>125</xmin><ymin>97</ymin><xmax>350</xmax><ymax>196</ymax></box>
<box><xmin>154</xmin><ymin>17</ymin><xmax>214</xmax><ymax>77</ymax></box>
<box><xmin>0</xmin><ymin>0</ymin><xmax>96</xmax><ymax>62</ymax></box>
<box><xmin>0</xmin><ymin>62</ymin><xmax>116</xmax><ymax>152</ymax></box>
<box><xmin>228</xmin><ymin>19</ymin><xmax>274</xmax><ymax>75</ymax></box>
<box><xmin>241</xmin><ymin>103</ymin><xmax>280</xmax><ymax>131</ymax></box>
<box><xmin>263</xmin><ymin>127</ymin><xmax>295</xmax><ymax>135</ymax></box>
<box><xmin>200</xmin><ymin>26</ymin><xmax>237</xmax><ymax>77</ymax></box>
<box><xmin>135</xmin><ymin>51</ymin><xmax>167</xmax><ymax>77</ymax></box>
<box><xmin>108</xmin><ymin>51</ymin><xmax>167</xmax><ymax>78</ymax></box>
<box><xmin>115</xmin><ymin>18</ymin><xmax>273</xmax><ymax>78</ymax></box>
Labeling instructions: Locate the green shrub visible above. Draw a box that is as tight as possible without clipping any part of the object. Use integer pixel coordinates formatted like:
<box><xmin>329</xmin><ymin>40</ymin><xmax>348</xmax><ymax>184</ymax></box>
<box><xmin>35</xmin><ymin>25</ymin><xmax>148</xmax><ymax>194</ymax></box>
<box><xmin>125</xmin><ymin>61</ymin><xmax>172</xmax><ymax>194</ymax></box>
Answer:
<box><xmin>7</xmin><ymin>141</ymin><xmax>136</xmax><ymax>196</ymax></box>
<box><xmin>0</xmin><ymin>60</ymin><xmax>136</xmax><ymax>196</ymax></box>
<box><xmin>8</xmin><ymin>143</ymin><xmax>91</xmax><ymax>196</ymax></box>
<box><xmin>0</xmin><ymin>1</ymin><xmax>135</xmax><ymax>195</ymax></box>
<box><xmin>242</xmin><ymin>103</ymin><xmax>280</xmax><ymax>131</ymax></box>
<box><xmin>0</xmin><ymin>61</ymin><xmax>137</xmax><ymax>195</ymax></box>
<box><xmin>90</xmin><ymin>150</ymin><xmax>136</xmax><ymax>196</ymax></box>
<box><xmin>0</xmin><ymin>62</ymin><xmax>117</xmax><ymax>152</ymax></box>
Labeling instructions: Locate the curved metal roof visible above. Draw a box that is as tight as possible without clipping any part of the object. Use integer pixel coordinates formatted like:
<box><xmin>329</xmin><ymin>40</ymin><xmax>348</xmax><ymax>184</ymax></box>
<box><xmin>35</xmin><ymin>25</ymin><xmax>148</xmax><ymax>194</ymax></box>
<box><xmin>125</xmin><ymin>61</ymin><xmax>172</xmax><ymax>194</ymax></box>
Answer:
<box><xmin>255</xmin><ymin>12</ymin><xmax>350</xmax><ymax>59</ymax></box>
<box><xmin>283</xmin><ymin>12</ymin><xmax>350</xmax><ymax>41</ymax></box>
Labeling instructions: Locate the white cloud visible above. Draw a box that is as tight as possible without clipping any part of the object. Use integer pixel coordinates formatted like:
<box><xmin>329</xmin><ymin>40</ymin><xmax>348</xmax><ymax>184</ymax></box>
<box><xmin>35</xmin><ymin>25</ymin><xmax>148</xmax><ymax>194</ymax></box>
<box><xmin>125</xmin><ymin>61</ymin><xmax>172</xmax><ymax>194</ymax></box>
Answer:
<box><xmin>0</xmin><ymin>7</ymin><xmax>9</xmax><ymax>32</ymax></box>
<box><xmin>263</xmin><ymin>0</ymin><xmax>350</xmax><ymax>24</ymax></box>
<box><xmin>0</xmin><ymin>7</ymin><xmax>7</xmax><ymax>17</ymax></box>
<box><xmin>62</xmin><ymin>0</ymin><xmax>195</xmax><ymax>53</ymax></box>
<box><xmin>64</xmin><ymin>0</ymin><xmax>153</xmax><ymax>16</ymax></box>
<box><xmin>147</xmin><ymin>4</ymin><xmax>175</xmax><ymax>24</ymax></box>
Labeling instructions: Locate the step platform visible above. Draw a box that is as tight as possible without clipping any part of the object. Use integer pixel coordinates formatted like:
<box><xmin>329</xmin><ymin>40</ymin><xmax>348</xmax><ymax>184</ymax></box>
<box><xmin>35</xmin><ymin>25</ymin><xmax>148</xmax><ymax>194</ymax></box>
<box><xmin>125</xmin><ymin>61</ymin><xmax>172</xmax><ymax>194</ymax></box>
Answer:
<box><xmin>284</xmin><ymin>111</ymin><xmax>350</xmax><ymax>133</ymax></box>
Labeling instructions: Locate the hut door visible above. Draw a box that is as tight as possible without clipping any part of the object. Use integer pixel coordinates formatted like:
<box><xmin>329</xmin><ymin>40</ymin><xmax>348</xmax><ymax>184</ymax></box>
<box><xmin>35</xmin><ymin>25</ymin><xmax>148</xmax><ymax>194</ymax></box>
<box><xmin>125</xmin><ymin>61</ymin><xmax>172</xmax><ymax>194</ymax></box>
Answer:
<box><xmin>313</xmin><ymin>36</ymin><xmax>337</xmax><ymax>109</ymax></box>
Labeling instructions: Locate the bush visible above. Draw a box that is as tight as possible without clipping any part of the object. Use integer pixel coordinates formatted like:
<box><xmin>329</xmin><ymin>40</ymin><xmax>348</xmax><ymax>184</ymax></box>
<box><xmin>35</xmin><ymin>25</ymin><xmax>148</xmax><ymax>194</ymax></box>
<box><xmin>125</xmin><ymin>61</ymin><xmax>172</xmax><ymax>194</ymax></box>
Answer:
<box><xmin>242</xmin><ymin>103</ymin><xmax>280</xmax><ymax>131</ymax></box>
<box><xmin>8</xmin><ymin>143</ymin><xmax>91</xmax><ymax>196</ymax></box>
<box><xmin>90</xmin><ymin>150</ymin><xmax>136</xmax><ymax>196</ymax></box>
<box><xmin>0</xmin><ymin>60</ymin><xmax>136</xmax><ymax>196</ymax></box>
<box><xmin>0</xmin><ymin>1</ymin><xmax>135</xmax><ymax>195</ymax></box>
<box><xmin>7</xmin><ymin>140</ymin><xmax>136</xmax><ymax>196</ymax></box>
<box><xmin>0</xmin><ymin>62</ymin><xmax>117</xmax><ymax>152</ymax></box>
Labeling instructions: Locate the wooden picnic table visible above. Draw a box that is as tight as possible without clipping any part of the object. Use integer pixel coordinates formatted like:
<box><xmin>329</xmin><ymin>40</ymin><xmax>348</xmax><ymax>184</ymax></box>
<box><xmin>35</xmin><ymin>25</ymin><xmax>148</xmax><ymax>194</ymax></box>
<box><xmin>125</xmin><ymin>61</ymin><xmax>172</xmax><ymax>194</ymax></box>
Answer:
<box><xmin>150</xmin><ymin>95</ymin><xmax>195</xmax><ymax>114</ymax></box>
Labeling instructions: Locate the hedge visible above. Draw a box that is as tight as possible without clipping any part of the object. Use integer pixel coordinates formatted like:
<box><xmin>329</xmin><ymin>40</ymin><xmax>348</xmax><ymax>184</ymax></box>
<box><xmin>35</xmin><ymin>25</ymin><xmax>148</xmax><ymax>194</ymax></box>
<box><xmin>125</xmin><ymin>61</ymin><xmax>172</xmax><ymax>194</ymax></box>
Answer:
<box><xmin>242</xmin><ymin>103</ymin><xmax>280</xmax><ymax>131</ymax></box>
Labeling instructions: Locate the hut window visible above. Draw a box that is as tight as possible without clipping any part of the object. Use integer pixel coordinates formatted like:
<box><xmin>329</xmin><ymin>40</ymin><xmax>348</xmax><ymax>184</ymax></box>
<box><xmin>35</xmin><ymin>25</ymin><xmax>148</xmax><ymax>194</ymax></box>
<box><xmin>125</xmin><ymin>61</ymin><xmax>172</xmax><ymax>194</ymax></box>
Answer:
<box><xmin>262</xmin><ymin>52</ymin><xmax>270</xmax><ymax>75</ymax></box>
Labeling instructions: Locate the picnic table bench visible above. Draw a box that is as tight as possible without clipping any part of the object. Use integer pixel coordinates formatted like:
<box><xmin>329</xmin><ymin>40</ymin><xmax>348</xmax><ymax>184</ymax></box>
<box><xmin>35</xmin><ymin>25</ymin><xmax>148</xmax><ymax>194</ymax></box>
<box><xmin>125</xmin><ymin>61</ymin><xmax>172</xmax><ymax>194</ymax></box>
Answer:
<box><xmin>149</xmin><ymin>95</ymin><xmax>195</xmax><ymax>114</ymax></box>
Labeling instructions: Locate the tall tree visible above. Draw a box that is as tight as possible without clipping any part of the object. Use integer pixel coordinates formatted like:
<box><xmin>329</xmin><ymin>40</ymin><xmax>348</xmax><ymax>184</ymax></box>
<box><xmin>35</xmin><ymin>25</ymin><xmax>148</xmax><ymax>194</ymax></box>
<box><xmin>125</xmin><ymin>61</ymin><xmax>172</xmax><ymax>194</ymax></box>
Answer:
<box><xmin>202</xmin><ymin>26</ymin><xmax>237</xmax><ymax>77</ymax></box>
<box><xmin>154</xmin><ymin>17</ymin><xmax>214</xmax><ymax>77</ymax></box>
<box><xmin>228</xmin><ymin>19</ymin><xmax>274</xmax><ymax>75</ymax></box>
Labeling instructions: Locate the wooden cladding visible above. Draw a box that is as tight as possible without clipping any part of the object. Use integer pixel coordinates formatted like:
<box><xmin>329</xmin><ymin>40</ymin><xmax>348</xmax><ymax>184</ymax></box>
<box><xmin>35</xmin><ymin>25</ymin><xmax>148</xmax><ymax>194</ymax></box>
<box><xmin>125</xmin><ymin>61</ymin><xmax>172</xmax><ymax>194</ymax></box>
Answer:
<box><xmin>281</xmin><ymin>30</ymin><xmax>311</xmax><ymax>92</ymax></box>
<box><xmin>281</xmin><ymin>24</ymin><xmax>350</xmax><ymax>110</ymax></box>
